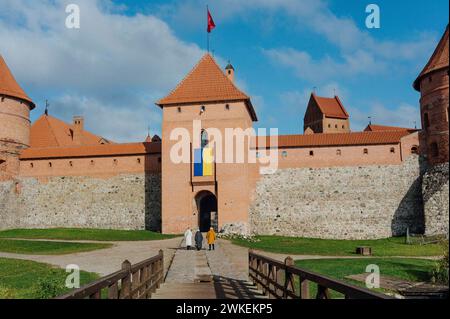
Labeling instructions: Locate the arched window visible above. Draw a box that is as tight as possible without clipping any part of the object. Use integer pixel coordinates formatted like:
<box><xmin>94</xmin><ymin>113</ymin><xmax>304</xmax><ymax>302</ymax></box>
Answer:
<box><xmin>423</xmin><ymin>113</ymin><xmax>430</xmax><ymax>130</ymax></box>
<box><xmin>430</xmin><ymin>142</ymin><xmax>439</xmax><ymax>157</ymax></box>
<box><xmin>411</xmin><ymin>146</ymin><xmax>419</xmax><ymax>154</ymax></box>
<box><xmin>201</xmin><ymin>130</ymin><xmax>209</xmax><ymax>148</ymax></box>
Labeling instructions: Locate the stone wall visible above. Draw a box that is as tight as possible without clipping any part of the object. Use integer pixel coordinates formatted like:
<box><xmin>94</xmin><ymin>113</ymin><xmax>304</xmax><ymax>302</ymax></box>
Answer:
<box><xmin>0</xmin><ymin>173</ymin><xmax>161</xmax><ymax>231</ymax></box>
<box><xmin>250</xmin><ymin>156</ymin><xmax>425</xmax><ymax>239</ymax></box>
<box><xmin>422</xmin><ymin>162</ymin><xmax>449</xmax><ymax>236</ymax></box>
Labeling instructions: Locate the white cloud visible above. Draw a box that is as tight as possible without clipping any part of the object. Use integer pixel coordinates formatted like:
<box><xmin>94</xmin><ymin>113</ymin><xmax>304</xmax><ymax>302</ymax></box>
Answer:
<box><xmin>0</xmin><ymin>0</ymin><xmax>205</xmax><ymax>142</ymax></box>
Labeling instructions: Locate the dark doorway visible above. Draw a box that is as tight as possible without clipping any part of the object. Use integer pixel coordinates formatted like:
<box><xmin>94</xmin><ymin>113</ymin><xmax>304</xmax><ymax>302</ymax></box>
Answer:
<box><xmin>196</xmin><ymin>191</ymin><xmax>218</xmax><ymax>232</ymax></box>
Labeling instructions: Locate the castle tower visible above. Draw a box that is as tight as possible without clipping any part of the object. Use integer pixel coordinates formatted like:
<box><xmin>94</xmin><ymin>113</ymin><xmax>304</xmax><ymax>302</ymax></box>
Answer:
<box><xmin>414</xmin><ymin>25</ymin><xmax>449</xmax><ymax>165</ymax></box>
<box><xmin>0</xmin><ymin>55</ymin><xmax>35</xmax><ymax>177</ymax></box>
<box><xmin>156</xmin><ymin>54</ymin><xmax>257</xmax><ymax>234</ymax></box>
<box><xmin>225</xmin><ymin>62</ymin><xmax>235</xmax><ymax>83</ymax></box>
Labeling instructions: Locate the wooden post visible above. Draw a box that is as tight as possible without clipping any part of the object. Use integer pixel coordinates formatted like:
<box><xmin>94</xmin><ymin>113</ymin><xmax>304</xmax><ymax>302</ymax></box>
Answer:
<box><xmin>108</xmin><ymin>282</ymin><xmax>119</xmax><ymax>299</ymax></box>
<box><xmin>158</xmin><ymin>249</ymin><xmax>164</xmax><ymax>288</ymax></box>
<box><xmin>300</xmin><ymin>278</ymin><xmax>310</xmax><ymax>299</ymax></box>
<box><xmin>316</xmin><ymin>285</ymin><xmax>331</xmax><ymax>299</ymax></box>
<box><xmin>284</xmin><ymin>257</ymin><xmax>295</xmax><ymax>298</ymax></box>
<box><xmin>120</xmin><ymin>260</ymin><xmax>132</xmax><ymax>299</ymax></box>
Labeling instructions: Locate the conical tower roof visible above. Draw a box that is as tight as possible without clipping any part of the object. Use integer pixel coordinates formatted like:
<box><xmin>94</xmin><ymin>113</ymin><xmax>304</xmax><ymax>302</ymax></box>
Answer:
<box><xmin>157</xmin><ymin>53</ymin><xmax>257</xmax><ymax>121</ymax></box>
<box><xmin>0</xmin><ymin>55</ymin><xmax>35</xmax><ymax>109</ymax></box>
<box><xmin>414</xmin><ymin>25</ymin><xmax>449</xmax><ymax>91</ymax></box>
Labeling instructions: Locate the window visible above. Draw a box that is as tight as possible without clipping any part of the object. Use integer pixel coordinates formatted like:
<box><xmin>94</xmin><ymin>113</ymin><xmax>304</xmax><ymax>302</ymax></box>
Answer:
<box><xmin>90</xmin><ymin>160</ymin><xmax>95</xmax><ymax>166</ymax></box>
<box><xmin>342</xmin><ymin>125</ymin><xmax>345</xmax><ymax>129</ymax></box>
<box><xmin>363</xmin><ymin>148</ymin><xmax>368</xmax><ymax>155</ymax></box>
<box><xmin>424</xmin><ymin>113</ymin><xmax>430</xmax><ymax>130</ymax></box>
<box><xmin>390</xmin><ymin>147</ymin><xmax>395</xmax><ymax>154</ymax></box>
<box><xmin>328</xmin><ymin>124</ymin><xmax>331</xmax><ymax>128</ymax></box>
<box><xmin>200</xmin><ymin>105</ymin><xmax>206</xmax><ymax>113</ymax></box>
<box><xmin>177</xmin><ymin>107</ymin><xmax>182</xmax><ymax>113</ymax></box>
<box><xmin>430</xmin><ymin>143</ymin><xmax>439</xmax><ymax>157</ymax></box>
<box><xmin>335</xmin><ymin>124</ymin><xmax>338</xmax><ymax>129</ymax></box>
<box><xmin>1</xmin><ymin>97</ymin><xmax>4</xmax><ymax>102</ymax></box>
<box><xmin>201</xmin><ymin>130</ymin><xmax>209</xmax><ymax>148</ymax></box>
<box><xmin>411</xmin><ymin>146</ymin><xmax>419</xmax><ymax>155</ymax></box>
<box><xmin>69</xmin><ymin>161</ymin><xmax>73</xmax><ymax>167</ymax></box>
<box><xmin>137</xmin><ymin>158</ymin><xmax>141</xmax><ymax>164</ymax></box>
<box><xmin>225</xmin><ymin>104</ymin><xmax>230</xmax><ymax>110</ymax></box>
<box><xmin>282</xmin><ymin>151</ymin><xmax>288</xmax><ymax>158</ymax></box>
<box><xmin>48</xmin><ymin>162</ymin><xmax>52</xmax><ymax>168</ymax></box>
<box><xmin>30</xmin><ymin>163</ymin><xmax>34</xmax><ymax>168</ymax></box>
<box><xmin>336</xmin><ymin>149</ymin><xmax>341</xmax><ymax>156</ymax></box>
<box><xmin>309</xmin><ymin>150</ymin><xmax>314</xmax><ymax>156</ymax></box>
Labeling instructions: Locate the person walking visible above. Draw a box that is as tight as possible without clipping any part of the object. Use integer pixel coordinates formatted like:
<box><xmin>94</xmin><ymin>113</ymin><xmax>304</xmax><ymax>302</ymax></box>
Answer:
<box><xmin>184</xmin><ymin>228</ymin><xmax>193</xmax><ymax>250</ymax></box>
<box><xmin>194</xmin><ymin>229</ymin><xmax>203</xmax><ymax>251</ymax></box>
<box><xmin>206</xmin><ymin>227</ymin><xmax>216</xmax><ymax>251</ymax></box>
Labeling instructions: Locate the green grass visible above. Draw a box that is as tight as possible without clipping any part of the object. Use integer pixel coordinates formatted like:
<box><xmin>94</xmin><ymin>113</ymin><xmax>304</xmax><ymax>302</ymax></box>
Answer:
<box><xmin>0</xmin><ymin>239</ymin><xmax>112</xmax><ymax>255</ymax></box>
<box><xmin>0</xmin><ymin>257</ymin><xmax>99</xmax><ymax>299</ymax></box>
<box><xmin>233</xmin><ymin>236</ymin><xmax>445</xmax><ymax>257</ymax></box>
<box><xmin>294</xmin><ymin>258</ymin><xmax>436</xmax><ymax>298</ymax></box>
<box><xmin>0</xmin><ymin>228</ymin><xmax>180</xmax><ymax>242</ymax></box>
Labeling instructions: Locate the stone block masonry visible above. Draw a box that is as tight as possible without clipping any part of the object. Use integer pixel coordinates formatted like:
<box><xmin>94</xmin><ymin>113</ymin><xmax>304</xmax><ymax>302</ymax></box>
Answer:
<box><xmin>0</xmin><ymin>174</ymin><xmax>161</xmax><ymax>231</ymax></box>
<box><xmin>250</xmin><ymin>156</ymin><xmax>425</xmax><ymax>239</ymax></box>
<box><xmin>422</xmin><ymin>162</ymin><xmax>449</xmax><ymax>236</ymax></box>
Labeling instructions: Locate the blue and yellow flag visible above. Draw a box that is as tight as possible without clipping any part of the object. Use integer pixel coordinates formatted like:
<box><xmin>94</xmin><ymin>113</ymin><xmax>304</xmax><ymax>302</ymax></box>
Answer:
<box><xmin>194</xmin><ymin>148</ymin><xmax>213</xmax><ymax>177</ymax></box>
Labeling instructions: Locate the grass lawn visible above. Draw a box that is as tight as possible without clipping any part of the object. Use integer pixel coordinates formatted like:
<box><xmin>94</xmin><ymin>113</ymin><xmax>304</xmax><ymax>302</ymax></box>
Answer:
<box><xmin>0</xmin><ymin>258</ymin><xmax>99</xmax><ymax>299</ymax></box>
<box><xmin>294</xmin><ymin>258</ymin><xmax>436</xmax><ymax>298</ymax></box>
<box><xmin>0</xmin><ymin>228</ymin><xmax>180</xmax><ymax>242</ymax></box>
<box><xmin>0</xmin><ymin>239</ymin><xmax>112</xmax><ymax>255</ymax></box>
<box><xmin>233</xmin><ymin>236</ymin><xmax>445</xmax><ymax>257</ymax></box>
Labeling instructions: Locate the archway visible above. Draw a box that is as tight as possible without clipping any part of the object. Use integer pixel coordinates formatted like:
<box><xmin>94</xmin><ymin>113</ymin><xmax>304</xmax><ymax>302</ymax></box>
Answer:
<box><xmin>195</xmin><ymin>191</ymin><xmax>218</xmax><ymax>232</ymax></box>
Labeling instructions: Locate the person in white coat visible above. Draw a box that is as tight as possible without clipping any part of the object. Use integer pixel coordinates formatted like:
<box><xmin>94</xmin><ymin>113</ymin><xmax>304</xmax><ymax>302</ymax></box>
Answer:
<box><xmin>184</xmin><ymin>228</ymin><xmax>193</xmax><ymax>250</ymax></box>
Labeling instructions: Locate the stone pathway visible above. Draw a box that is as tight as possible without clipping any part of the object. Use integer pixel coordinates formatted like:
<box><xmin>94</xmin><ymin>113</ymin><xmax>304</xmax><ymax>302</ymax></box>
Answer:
<box><xmin>0</xmin><ymin>237</ymin><xmax>182</xmax><ymax>276</ymax></box>
<box><xmin>152</xmin><ymin>238</ymin><xmax>266</xmax><ymax>299</ymax></box>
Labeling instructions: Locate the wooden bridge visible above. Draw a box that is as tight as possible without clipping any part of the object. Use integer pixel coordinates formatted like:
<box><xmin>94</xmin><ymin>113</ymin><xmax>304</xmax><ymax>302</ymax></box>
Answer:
<box><xmin>57</xmin><ymin>249</ymin><xmax>391</xmax><ymax>299</ymax></box>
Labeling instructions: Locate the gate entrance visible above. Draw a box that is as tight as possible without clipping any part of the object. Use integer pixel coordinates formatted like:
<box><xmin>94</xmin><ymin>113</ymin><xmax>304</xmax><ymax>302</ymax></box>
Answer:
<box><xmin>196</xmin><ymin>191</ymin><xmax>218</xmax><ymax>232</ymax></box>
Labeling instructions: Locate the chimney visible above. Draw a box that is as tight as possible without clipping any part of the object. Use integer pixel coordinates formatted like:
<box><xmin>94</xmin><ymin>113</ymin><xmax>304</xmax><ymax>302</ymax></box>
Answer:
<box><xmin>73</xmin><ymin>116</ymin><xmax>84</xmax><ymax>145</ymax></box>
<box><xmin>225</xmin><ymin>62</ymin><xmax>234</xmax><ymax>83</ymax></box>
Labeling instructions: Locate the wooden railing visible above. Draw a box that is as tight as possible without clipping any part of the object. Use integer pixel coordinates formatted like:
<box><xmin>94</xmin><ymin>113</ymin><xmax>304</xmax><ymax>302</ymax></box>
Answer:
<box><xmin>56</xmin><ymin>250</ymin><xmax>164</xmax><ymax>299</ymax></box>
<box><xmin>249</xmin><ymin>251</ymin><xmax>393</xmax><ymax>299</ymax></box>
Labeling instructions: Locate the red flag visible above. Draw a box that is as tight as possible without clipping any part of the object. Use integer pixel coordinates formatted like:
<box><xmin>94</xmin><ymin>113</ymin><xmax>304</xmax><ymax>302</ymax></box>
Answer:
<box><xmin>207</xmin><ymin>9</ymin><xmax>216</xmax><ymax>33</ymax></box>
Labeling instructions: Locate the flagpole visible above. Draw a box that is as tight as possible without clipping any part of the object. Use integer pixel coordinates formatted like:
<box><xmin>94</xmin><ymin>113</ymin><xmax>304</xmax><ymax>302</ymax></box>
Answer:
<box><xmin>207</xmin><ymin>5</ymin><xmax>209</xmax><ymax>53</ymax></box>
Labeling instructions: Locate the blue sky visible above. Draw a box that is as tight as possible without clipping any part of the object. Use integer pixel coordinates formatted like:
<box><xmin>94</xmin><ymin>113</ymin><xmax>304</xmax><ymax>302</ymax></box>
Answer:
<box><xmin>0</xmin><ymin>0</ymin><xmax>448</xmax><ymax>141</ymax></box>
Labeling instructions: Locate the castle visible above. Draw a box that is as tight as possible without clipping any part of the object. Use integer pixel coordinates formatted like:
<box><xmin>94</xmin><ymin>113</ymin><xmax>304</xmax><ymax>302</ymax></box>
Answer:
<box><xmin>1</xmin><ymin>26</ymin><xmax>448</xmax><ymax>239</ymax></box>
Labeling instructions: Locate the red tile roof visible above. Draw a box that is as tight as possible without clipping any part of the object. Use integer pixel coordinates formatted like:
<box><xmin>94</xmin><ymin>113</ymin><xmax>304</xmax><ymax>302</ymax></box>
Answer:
<box><xmin>254</xmin><ymin>131</ymin><xmax>412</xmax><ymax>149</ymax></box>
<box><xmin>0</xmin><ymin>55</ymin><xmax>35</xmax><ymax>109</ymax></box>
<box><xmin>30</xmin><ymin>115</ymin><xmax>112</xmax><ymax>148</ymax></box>
<box><xmin>312</xmin><ymin>94</ymin><xmax>349</xmax><ymax>119</ymax></box>
<box><xmin>414</xmin><ymin>25</ymin><xmax>449</xmax><ymax>91</ymax></box>
<box><xmin>157</xmin><ymin>53</ymin><xmax>257</xmax><ymax>121</ymax></box>
<box><xmin>364</xmin><ymin>124</ymin><xmax>417</xmax><ymax>133</ymax></box>
<box><xmin>20</xmin><ymin>142</ymin><xmax>161</xmax><ymax>160</ymax></box>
